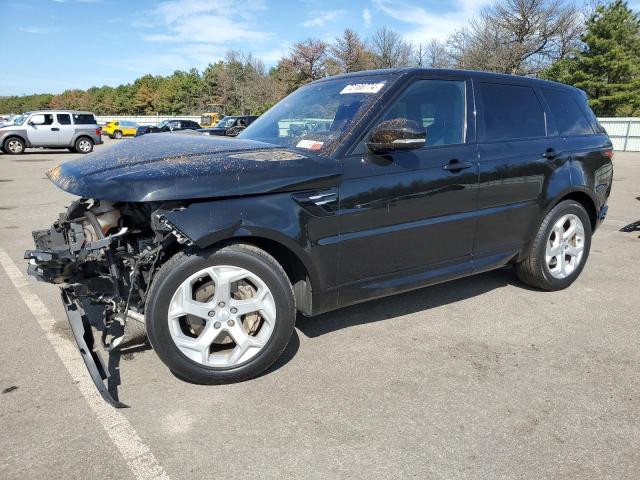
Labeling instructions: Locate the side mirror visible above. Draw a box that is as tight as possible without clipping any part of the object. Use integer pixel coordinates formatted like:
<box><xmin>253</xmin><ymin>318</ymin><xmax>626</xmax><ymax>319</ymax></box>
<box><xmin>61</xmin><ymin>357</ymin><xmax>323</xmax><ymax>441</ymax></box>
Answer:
<box><xmin>366</xmin><ymin>118</ymin><xmax>426</xmax><ymax>154</ymax></box>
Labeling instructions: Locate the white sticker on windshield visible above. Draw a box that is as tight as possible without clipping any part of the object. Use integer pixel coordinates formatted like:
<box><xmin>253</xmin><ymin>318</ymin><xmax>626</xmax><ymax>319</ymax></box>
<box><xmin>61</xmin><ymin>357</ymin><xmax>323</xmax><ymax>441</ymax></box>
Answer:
<box><xmin>296</xmin><ymin>139</ymin><xmax>324</xmax><ymax>151</ymax></box>
<box><xmin>340</xmin><ymin>82</ymin><xmax>385</xmax><ymax>94</ymax></box>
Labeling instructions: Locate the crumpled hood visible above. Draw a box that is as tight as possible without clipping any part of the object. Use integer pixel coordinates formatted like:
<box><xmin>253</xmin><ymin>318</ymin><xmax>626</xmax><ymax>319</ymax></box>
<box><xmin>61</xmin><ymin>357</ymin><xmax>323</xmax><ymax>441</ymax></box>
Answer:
<box><xmin>46</xmin><ymin>133</ymin><xmax>340</xmax><ymax>202</ymax></box>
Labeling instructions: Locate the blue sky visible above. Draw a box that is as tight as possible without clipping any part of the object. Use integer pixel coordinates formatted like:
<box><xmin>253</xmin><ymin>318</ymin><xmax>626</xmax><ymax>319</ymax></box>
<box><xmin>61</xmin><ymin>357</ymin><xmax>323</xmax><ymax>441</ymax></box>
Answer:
<box><xmin>0</xmin><ymin>0</ymin><xmax>631</xmax><ymax>96</ymax></box>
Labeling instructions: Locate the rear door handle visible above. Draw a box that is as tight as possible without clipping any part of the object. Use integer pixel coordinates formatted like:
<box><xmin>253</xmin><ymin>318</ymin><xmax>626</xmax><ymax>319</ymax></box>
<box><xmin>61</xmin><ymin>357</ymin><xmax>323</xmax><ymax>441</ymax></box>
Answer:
<box><xmin>442</xmin><ymin>159</ymin><xmax>473</xmax><ymax>171</ymax></box>
<box><xmin>51</xmin><ymin>127</ymin><xmax>60</xmax><ymax>131</ymax></box>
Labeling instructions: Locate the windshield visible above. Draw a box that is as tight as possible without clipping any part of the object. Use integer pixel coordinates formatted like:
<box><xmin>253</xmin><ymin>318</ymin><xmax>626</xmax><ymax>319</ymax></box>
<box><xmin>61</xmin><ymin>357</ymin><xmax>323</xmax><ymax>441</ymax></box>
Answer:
<box><xmin>11</xmin><ymin>115</ymin><xmax>26</xmax><ymax>126</ymax></box>
<box><xmin>156</xmin><ymin>120</ymin><xmax>168</xmax><ymax>128</ymax></box>
<box><xmin>239</xmin><ymin>75</ymin><xmax>392</xmax><ymax>154</ymax></box>
<box><xmin>216</xmin><ymin>118</ymin><xmax>236</xmax><ymax>128</ymax></box>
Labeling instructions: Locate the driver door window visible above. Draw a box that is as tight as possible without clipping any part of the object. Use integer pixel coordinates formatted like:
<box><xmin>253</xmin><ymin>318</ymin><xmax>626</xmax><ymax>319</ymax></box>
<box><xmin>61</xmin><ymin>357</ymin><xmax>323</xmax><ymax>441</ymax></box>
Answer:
<box><xmin>378</xmin><ymin>79</ymin><xmax>466</xmax><ymax>149</ymax></box>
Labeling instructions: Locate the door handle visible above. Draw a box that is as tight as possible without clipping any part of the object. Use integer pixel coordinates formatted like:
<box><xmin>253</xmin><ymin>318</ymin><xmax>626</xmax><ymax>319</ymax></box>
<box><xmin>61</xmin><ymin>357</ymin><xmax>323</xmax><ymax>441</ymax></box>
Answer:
<box><xmin>542</xmin><ymin>148</ymin><xmax>559</xmax><ymax>159</ymax></box>
<box><xmin>442</xmin><ymin>159</ymin><xmax>473</xmax><ymax>171</ymax></box>
<box><xmin>51</xmin><ymin>127</ymin><xmax>60</xmax><ymax>131</ymax></box>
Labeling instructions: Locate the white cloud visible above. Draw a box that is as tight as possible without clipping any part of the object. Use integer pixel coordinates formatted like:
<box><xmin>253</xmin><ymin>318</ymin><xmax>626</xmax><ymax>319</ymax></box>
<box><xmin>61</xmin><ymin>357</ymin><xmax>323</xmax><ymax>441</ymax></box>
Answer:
<box><xmin>363</xmin><ymin>8</ymin><xmax>372</xmax><ymax>28</ymax></box>
<box><xmin>139</xmin><ymin>0</ymin><xmax>272</xmax><ymax>45</ymax></box>
<box><xmin>373</xmin><ymin>0</ymin><xmax>492</xmax><ymax>42</ymax></box>
<box><xmin>301</xmin><ymin>10</ymin><xmax>346</xmax><ymax>28</ymax></box>
<box><xmin>20</xmin><ymin>26</ymin><xmax>54</xmax><ymax>34</ymax></box>
<box><xmin>121</xmin><ymin>0</ymin><xmax>285</xmax><ymax>73</ymax></box>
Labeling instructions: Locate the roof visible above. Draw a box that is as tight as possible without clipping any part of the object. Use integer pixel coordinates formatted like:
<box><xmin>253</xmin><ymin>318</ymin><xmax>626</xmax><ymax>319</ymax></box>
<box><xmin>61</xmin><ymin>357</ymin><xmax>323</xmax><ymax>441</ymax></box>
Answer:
<box><xmin>313</xmin><ymin>67</ymin><xmax>576</xmax><ymax>92</ymax></box>
<box><xmin>23</xmin><ymin>110</ymin><xmax>96</xmax><ymax>115</ymax></box>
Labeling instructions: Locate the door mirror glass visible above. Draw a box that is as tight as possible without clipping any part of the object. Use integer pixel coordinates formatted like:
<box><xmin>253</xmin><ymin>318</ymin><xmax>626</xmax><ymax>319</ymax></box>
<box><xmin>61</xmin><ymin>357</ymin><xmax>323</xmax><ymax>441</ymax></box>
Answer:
<box><xmin>366</xmin><ymin>118</ymin><xmax>426</xmax><ymax>153</ymax></box>
<box><xmin>29</xmin><ymin>114</ymin><xmax>46</xmax><ymax>126</ymax></box>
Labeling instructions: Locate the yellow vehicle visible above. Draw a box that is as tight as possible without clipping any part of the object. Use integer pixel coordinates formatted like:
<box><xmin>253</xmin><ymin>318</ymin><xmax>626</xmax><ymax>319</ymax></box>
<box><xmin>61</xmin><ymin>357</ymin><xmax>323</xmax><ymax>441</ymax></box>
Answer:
<box><xmin>102</xmin><ymin>120</ymin><xmax>138</xmax><ymax>139</ymax></box>
<box><xmin>200</xmin><ymin>112</ymin><xmax>222</xmax><ymax>127</ymax></box>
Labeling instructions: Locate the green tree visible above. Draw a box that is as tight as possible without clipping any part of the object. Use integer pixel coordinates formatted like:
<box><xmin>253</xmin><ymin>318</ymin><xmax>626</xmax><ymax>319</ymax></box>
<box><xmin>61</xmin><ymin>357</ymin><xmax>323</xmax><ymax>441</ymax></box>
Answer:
<box><xmin>543</xmin><ymin>1</ymin><xmax>640</xmax><ymax>116</ymax></box>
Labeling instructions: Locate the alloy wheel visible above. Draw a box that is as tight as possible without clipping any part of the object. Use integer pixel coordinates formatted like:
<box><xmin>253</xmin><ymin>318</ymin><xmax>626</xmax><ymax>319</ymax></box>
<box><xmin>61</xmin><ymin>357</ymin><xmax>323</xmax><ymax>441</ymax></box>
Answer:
<box><xmin>167</xmin><ymin>265</ymin><xmax>276</xmax><ymax>367</ymax></box>
<box><xmin>78</xmin><ymin>139</ymin><xmax>92</xmax><ymax>152</ymax></box>
<box><xmin>545</xmin><ymin>213</ymin><xmax>585</xmax><ymax>279</ymax></box>
<box><xmin>7</xmin><ymin>140</ymin><xmax>23</xmax><ymax>153</ymax></box>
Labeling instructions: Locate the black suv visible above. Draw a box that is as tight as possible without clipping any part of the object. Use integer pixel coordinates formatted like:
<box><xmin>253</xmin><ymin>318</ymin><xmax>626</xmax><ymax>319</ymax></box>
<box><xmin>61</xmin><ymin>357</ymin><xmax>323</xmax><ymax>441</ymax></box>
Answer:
<box><xmin>198</xmin><ymin>115</ymin><xmax>259</xmax><ymax>137</ymax></box>
<box><xmin>26</xmin><ymin>69</ymin><xmax>613</xmax><ymax>406</ymax></box>
<box><xmin>136</xmin><ymin>119</ymin><xmax>202</xmax><ymax>135</ymax></box>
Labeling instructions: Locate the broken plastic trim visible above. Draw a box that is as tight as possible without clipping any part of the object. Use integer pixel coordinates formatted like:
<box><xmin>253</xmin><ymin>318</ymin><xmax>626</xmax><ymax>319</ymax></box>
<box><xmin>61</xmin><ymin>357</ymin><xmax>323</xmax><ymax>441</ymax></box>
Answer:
<box><xmin>61</xmin><ymin>286</ymin><xmax>128</xmax><ymax>408</ymax></box>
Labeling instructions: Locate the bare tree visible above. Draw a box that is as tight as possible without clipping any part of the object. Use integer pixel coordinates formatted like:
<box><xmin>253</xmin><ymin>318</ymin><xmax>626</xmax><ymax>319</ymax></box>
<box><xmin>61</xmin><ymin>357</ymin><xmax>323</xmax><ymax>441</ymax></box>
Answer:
<box><xmin>290</xmin><ymin>38</ymin><xmax>330</xmax><ymax>82</ymax></box>
<box><xmin>331</xmin><ymin>29</ymin><xmax>375</xmax><ymax>73</ymax></box>
<box><xmin>369</xmin><ymin>27</ymin><xmax>413</xmax><ymax>69</ymax></box>
<box><xmin>448</xmin><ymin>0</ymin><xmax>583</xmax><ymax>75</ymax></box>
<box><xmin>416</xmin><ymin>39</ymin><xmax>452</xmax><ymax>68</ymax></box>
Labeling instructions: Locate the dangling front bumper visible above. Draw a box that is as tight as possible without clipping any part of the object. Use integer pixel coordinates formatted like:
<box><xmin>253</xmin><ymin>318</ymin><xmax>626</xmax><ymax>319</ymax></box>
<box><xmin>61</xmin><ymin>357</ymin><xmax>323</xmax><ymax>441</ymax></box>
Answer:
<box><xmin>61</xmin><ymin>285</ymin><xmax>128</xmax><ymax>408</ymax></box>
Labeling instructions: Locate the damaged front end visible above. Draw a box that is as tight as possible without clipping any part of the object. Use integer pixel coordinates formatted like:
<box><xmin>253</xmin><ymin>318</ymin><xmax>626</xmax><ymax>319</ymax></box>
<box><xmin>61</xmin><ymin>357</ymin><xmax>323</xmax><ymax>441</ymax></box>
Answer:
<box><xmin>25</xmin><ymin>199</ymin><xmax>178</xmax><ymax>407</ymax></box>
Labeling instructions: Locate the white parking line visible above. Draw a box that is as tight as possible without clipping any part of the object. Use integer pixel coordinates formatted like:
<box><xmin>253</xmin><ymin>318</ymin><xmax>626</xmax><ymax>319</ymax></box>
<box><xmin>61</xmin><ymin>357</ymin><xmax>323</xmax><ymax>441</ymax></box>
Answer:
<box><xmin>0</xmin><ymin>247</ymin><xmax>170</xmax><ymax>480</ymax></box>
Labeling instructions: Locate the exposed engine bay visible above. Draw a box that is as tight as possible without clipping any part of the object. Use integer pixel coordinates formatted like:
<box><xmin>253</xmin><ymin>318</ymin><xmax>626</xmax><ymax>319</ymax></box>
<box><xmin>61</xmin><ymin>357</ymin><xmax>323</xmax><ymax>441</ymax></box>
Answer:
<box><xmin>24</xmin><ymin>199</ymin><xmax>184</xmax><ymax>406</ymax></box>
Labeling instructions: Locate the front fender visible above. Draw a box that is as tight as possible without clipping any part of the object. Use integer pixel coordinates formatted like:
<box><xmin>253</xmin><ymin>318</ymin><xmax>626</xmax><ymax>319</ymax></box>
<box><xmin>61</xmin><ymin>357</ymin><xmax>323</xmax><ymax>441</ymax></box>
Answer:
<box><xmin>159</xmin><ymin>192</ymin><xmax>340</xmax><ymax>296</ymax></box>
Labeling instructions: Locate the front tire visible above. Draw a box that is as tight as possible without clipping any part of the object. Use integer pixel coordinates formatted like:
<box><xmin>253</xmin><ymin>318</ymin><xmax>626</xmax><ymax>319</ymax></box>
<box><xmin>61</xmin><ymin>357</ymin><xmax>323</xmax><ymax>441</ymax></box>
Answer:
<box><xmin>113</xmin><ymin>130</ymin><xmax>123</xmax><ymax>139</ymax></box>
<box><xmin>516</xmin><ymin>200</ymin><xmax>591</xmax><ymax>291</ymax></box>
<box><xmin>74</xmin><ymin>136</ymin><xmax>93</xmax><ymax>154</ymax></box>
<box><xmin>146</xmin><ymin>243</ymin><xmax>296</xmax><ymax>384</ymax></box>
<box><xmin>3</xmin><ymin>136</ymin><xmax>25</xmax><ymax>155</ymax></box>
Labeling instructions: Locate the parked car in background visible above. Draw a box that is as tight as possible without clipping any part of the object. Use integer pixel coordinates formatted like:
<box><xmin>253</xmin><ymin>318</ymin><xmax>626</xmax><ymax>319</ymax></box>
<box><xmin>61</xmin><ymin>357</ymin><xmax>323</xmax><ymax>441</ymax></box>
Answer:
<box><xmin>102</xmin><ymin>120</ymin><xmax>138</xmax><ymax>139</ymax></box>
<box><xmin>136</xmin><ymin>119</ymin><xmax>202</xmax><ymax>136</ymax></box>
<box><xmin>26</xmin><ymin>68</ymin><xmax>613</xmax><ymax>406</ymax></box>
<box><xmin>0</xmin><ymin>110</ymin><xmax>102</xmax><ymax>154</ymax></box>
<box><xmin>198</xmin><ymin>115</ymin><xmax>259</xmax><ymax>137</ymax></box>
<box><xmin>0</xmin><ymin>115</ymin><xmax>16</xmax><ymax>127</ymax></box>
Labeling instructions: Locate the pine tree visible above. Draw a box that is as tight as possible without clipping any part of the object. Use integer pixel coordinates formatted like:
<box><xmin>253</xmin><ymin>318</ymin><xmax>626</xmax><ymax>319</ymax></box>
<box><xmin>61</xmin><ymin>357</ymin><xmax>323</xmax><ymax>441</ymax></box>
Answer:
<box><xmin>543</xmin><ymin>1</ymin><xmax>640</xmax><ymax>116</ymax></box>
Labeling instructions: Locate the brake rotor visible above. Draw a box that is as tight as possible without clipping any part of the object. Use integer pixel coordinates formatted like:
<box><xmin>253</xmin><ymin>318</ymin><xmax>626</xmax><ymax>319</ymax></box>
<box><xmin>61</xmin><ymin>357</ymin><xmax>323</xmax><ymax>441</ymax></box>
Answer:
<box><xmin>187</xmin><ymin>278</ymin><xmax>262</xmax><ymax>345</ymax></box>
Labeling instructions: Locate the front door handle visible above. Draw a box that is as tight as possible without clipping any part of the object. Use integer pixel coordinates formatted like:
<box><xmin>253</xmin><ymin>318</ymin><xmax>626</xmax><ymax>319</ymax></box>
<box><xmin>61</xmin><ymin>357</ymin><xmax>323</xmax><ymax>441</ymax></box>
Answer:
<box><xmin>442</xmin><ymin>159</ymin><xmax>473</xmax><ymax>172</ymax></box>
<box><xmin>51</xmin><ymin>127</ymin><xmax>60</xmax><ymax>131</ymax></box>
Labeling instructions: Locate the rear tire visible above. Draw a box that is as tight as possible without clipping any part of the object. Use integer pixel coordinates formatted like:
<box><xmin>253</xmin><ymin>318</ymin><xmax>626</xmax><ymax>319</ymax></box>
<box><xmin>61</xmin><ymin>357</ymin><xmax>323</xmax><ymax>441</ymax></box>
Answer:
<box><xmin>113</xmin><ymin>130</ymin><xmax>123</xmax><ymax>139</ymax></box>
<box><xmin>516</xmin><ymin>200</ymin><xmax>591</xmax><ymax>291</ymax></box>
<box><xmin>3</xmin><ymin>136</ymin><xmax>25</xmax><ymax>155</ymax></box>
<box><xmin>74</xmin><ymin>136</ymin><xmax>93</xmax><ymax>154</ymax></box>
<box><xmin>146</xmin><ymin>243</ymin><xmax>296</xmax><ymax>384</ymax></box>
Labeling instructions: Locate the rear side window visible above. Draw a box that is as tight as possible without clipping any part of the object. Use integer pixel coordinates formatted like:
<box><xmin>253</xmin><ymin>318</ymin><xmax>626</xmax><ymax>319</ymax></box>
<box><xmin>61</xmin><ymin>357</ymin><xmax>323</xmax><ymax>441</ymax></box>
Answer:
<box><xmin>479</xmin><ymin>83</ymin><xmax>546</xmax><ymax>141</ymax></box>
<box><xmin>57</xmin><ymin>114</ymin><xmax>71</xmax><ymax>125</ymax></box>
<box><xmin>542</xmin><ymin>88</ymin><xmax>593</xmax><ymax>136</ymax></box>
<box><xmin>73</xmin><ymin>114</ymin><xmax>96</xmax><ymax>125</ymax></box>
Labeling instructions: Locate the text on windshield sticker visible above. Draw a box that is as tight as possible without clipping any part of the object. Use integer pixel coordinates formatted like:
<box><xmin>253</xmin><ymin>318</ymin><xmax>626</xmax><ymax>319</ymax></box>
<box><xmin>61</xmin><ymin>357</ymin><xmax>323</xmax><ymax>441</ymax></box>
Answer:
<box><xmin>340</xmin><ymin>82</ymin><xmax>386</xmax><ymax>94</ymax></box>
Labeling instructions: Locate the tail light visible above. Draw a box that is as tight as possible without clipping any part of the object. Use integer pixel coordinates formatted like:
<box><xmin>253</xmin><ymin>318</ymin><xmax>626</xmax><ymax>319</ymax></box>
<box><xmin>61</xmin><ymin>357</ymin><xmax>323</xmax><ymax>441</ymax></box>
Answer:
<box><xmin>96</xmin><ymin>127</ymin><xmax>102</xmax><ymax>136</ymax></box>
<box><xmin>603</xmin><ymin>149</ymin><xmax>614</xmax><ymax>159</ymax></box>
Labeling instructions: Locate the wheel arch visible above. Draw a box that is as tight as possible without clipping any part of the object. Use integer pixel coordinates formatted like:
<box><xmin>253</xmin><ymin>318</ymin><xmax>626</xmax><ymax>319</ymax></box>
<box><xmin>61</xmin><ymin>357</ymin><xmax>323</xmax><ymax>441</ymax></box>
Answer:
<box><xmin>519</xmin><ymin>188</ymin><xmax>598</xmax><ymax>263</ymax></box>
<box><xmin>555</xmin><ymin>190</ymin><xmax>597</xmax><ymax>232</ymax></box>
<box><xmin>2</xmin><ymin>134</ymin><xmax>29</xmax><ymax>149</ymax></box>
<box><xmin>74</xmin><ymin>133</ymin><xmax>94</xmax><ymax>144</ymax></box>
<box><xmin>199</xmin><ymin>233</ymin><xmax>316</xmax><ymax>316</ymax></box>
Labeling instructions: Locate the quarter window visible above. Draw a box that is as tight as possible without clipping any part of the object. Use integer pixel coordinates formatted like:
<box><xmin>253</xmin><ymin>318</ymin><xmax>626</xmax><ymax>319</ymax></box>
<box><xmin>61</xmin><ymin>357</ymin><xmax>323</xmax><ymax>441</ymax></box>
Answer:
<box><xmin>57</xmin><ymin>114</ymin><xmax>71</xmax><ymax>125</ymax></box>
<box><xmin>479</xmin><ymin>83</ymin><xmax>546</xmax><ymax>141</ymax></box>
<box><xmin>542</xmin><ymin>88</ymin><xmax>593</xmax><ymax>136</ymax></box>
<box><xmin>73</xmin><ymin>114</ymin><xmax>96</xmax><ymax>125</ymax></box>
<box><xmin>380</xmin><ymin>79</ymin><xmax>466</xmax><ymax>147</ymax></box>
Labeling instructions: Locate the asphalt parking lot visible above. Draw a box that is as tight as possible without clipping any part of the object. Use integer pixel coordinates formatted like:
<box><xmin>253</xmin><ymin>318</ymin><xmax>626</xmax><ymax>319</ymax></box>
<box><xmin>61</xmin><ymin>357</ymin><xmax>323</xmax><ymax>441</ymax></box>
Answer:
<box><xmin>0</xmin><ymin>138</ymin><xmax>638</xmax><ymax>479</ymax></box>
